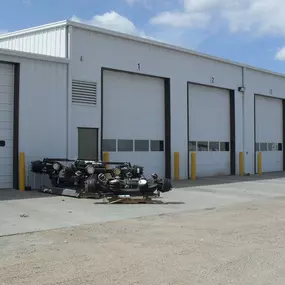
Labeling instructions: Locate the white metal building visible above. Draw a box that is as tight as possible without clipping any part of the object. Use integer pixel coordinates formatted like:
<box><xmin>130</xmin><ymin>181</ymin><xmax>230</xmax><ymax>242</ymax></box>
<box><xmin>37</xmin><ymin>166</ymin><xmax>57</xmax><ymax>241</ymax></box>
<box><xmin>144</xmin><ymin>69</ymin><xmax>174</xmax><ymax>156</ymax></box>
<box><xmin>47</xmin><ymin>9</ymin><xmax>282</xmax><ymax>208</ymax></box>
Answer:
<box><xmin>1</xmin><ymin>20</ymin><xmax>285</xmax><ymax>187</ymax></box>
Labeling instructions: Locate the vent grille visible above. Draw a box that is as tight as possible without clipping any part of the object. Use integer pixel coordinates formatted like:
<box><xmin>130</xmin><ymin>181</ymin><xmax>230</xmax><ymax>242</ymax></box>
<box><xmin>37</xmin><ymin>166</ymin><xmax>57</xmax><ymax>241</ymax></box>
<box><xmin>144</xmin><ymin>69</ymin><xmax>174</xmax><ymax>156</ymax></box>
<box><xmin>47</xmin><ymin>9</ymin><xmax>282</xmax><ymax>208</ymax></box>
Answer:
<box><xmin>72</xmin><ymin>80</ymin><xmax>97</xmax><ymax>105</ymax></box>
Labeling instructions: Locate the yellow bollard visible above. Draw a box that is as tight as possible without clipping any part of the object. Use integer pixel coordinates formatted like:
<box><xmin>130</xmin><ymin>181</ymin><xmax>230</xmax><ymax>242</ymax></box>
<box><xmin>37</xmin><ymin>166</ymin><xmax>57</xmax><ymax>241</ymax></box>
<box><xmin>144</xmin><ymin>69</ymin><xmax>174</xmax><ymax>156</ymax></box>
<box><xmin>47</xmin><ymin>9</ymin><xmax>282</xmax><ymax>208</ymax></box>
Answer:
<box><xmin>257</xmin><ymin>152</ymin><xmax>262</xmax><ymax>175</ymax></box>
<box><xmin>19</xmin><ymin>152</ymin><xmax>25</xmax><ymax>191</ymax></box>
<box><xmin>103</xmin><ymin>152</ymin><xmax>110</xmax><ymax>169</ymax></box>
<box><xmin>191</xmin><ymin>152</ymin><xmax>196</xmax><ymax>180</ymax></box>
<box><xmin>239</xmin><ymin>152</ymin><xmax>244</xmax><ymax>176</ymax></box>
<box><xmin>174</xmin><ymin>152</ymin><xmax>180</xmax><ymax>180</ymax></box>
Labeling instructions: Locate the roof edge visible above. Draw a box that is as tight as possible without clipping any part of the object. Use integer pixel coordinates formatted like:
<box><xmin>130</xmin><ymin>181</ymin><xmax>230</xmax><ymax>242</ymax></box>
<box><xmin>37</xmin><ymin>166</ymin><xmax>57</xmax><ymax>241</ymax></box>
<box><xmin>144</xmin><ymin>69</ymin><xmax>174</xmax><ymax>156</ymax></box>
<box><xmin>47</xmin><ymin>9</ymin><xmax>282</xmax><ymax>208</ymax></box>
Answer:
<box><xmin>0</xmin><ymin>48</ymin><xmax>70</xmax><ymax>63</ymax></box>
<box><xmin>0</xmin><ymin>20</ymin><xmax>68</xmax><ymax>39</ymax></box>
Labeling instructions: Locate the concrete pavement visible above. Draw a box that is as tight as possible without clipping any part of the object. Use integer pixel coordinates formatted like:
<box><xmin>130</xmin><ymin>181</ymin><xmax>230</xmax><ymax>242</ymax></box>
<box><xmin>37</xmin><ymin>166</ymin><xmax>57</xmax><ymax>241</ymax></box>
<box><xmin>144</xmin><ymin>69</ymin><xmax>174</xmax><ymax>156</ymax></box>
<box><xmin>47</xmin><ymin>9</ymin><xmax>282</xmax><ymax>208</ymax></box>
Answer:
<box><xmin>1</xmin><ymin>172</ymin><xmax>285</xmax><ymax>236</ymax></box>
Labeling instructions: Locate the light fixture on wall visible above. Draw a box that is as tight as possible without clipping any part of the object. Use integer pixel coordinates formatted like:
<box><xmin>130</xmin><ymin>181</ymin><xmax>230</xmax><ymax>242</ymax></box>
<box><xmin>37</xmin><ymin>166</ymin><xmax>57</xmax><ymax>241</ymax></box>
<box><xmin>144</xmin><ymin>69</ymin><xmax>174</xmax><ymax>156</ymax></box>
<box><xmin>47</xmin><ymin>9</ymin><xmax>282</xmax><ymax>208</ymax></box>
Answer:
<box><xmin>238</xmin><ymin>86</ymin><xmax>246</xmax><ymax>92</ymax></box>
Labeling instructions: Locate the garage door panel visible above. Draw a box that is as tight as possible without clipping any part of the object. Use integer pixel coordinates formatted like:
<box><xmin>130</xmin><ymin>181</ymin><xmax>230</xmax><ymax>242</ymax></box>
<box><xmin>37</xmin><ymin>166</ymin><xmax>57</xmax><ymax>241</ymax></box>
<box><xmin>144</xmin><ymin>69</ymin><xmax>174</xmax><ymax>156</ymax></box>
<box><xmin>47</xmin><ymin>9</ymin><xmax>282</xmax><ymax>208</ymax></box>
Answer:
<box><xmin>103</xmin><ymin>70</ymin><xmax>165</xmax><ymax>177</ymax></box>
<box><xmin>0</xmin><ymin>62</ymin><xmax>14</xmax><ymax>71</ymax></box>
<box><xmin>0</xmin><ymin>86</ymin><xmax>14</xmax><ymax>96</ymax></box>
<box><xmin>255</xmin><ymin>95</ymin><xmax>283</xmax><ymax>173</ymax></box>
<box><xmin>0</xmin><ymin>128</ymin><xmax>13</xmax><ymax>137</ymax></box>
<box><xmin>0</xmin><ymin>122</ymin><xmax>13</xmax><ymax>131</ymax></box>
<box><xmin>255</xmin><ymin>96</ymin><xmax>282</xmax><ymax>142</ymax></box>
<box><xmin>189</xmin><ymin>85</ymin><xmax>230</xmax><ymax>141</ymax></box>
<box><xmin>0</xmin><ymin>177</ymin><xmax>13</xmax><ymax>188</ymax></box>
<box><xmin>103</xmin><ymin>71</ymin><xmax>164</xmax><ymax>139</ymax></box>
<box><xmin>257</xmin><ymin>152</ymin><xmax>282</xmax><ymax>173</ymax></box>
<box><xmin>0</xmin><ymin>63</ymin><xmax>14</xmax><ymax>189</ymax></box>
<box><xmin>188</xmin><ymin>84</ymin><xmax>231</xmax><ymax>177</ymax></box>
<box><xmin>196</xmin><ymin>152</ymin><xmax>231</xmax><ymax>177</ymax></box>
<box><xmin>0</xmin><ymin>146</ymin><xmax>12</xmax><ymax>156</ymax></box>
<box><xmin>0</xmin><ymin>74</ymin><xmax>13</xmax><ymax>85</ymax></box>
<box><xmin>0</xmin><ymin>109</ymin><xmax>12</xmax><ymax>121</ymax></box>
<box><xmin>0</xmin><ymin>161</ymin><xmax>13</xmax><ymax>175</ymax></box>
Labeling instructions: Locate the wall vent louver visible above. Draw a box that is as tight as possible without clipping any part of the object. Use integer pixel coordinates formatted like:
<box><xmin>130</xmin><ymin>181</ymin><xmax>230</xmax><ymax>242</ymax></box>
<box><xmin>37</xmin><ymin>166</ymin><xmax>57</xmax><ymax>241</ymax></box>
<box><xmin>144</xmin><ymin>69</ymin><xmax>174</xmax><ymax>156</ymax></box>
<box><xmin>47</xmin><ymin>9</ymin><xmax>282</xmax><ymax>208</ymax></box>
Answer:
<box><xmin>72</xmin><ymin>79</ymin><xmax>97</xmax><ymax>105</ymax></box>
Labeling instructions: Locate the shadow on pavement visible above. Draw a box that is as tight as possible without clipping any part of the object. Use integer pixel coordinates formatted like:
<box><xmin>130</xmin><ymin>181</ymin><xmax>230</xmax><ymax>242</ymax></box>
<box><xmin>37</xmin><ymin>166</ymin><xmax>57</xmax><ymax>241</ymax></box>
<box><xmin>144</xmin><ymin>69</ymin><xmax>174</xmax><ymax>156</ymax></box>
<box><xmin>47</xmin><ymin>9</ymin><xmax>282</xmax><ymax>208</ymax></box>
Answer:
<box><xmin>173</xmin><ymin>172</ymin><xmax>285</xmax><ymax>189</ymax></box>
<box><xmin>0</xmin><ymin>189</ymin><xmax>48</xmax><ymax>201</ymax></box>
<box><xmin>94</xmin><ymin>201</ymin><xmax>185</xmax><ymax>205</ymax></box>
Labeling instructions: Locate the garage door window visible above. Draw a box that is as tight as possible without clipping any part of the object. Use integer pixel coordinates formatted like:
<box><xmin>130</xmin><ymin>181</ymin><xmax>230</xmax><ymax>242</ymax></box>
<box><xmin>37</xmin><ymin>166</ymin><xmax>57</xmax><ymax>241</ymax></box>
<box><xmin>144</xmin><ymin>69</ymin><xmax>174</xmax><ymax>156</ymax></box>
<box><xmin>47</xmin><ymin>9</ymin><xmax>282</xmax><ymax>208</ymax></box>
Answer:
<box><xmin>256</xmin><ymin>142</ymin><xmax>283</xmax><ymax>152</ymax></box>
<box><xmin>189</xmin><ymin>141</ymin><xmax>197</xmax><ymax>151</ymax></box>
<box><xmin>197</xmin><ymin>141</ymin><xmax>208</xmax><ymax>151</ymax></box>
<box><xmin>118</xmin><ymin>139</ymin><xmax>133</xmax><ymax>152</ymax></box>
<box><xmin>260</xmin><ymin>143</ymin><xmax>267</xmax><ymax>152</ymax></box>
<box><xmin>135</xmin><ymin>140</ymin><xmax>149</xmax><ymax>151</ymax></box>
<box><xmin>102</xmin><ymin>139</ymin><xmax>116</xmax><ymax>152</ymax></box>
<box><xmin>209</xmin><ymin>141</ymin><xmax>219</xmax><ymax>151</ymax></box>
<box><xmin>220</xmin><ymin>142</ymin><xmax>230</xmax><ymax>152</ymax></box>
<box><xmin>150</xmin><ymin>140</ymin><xmax>164</xmax><ymax>152</ymax></box>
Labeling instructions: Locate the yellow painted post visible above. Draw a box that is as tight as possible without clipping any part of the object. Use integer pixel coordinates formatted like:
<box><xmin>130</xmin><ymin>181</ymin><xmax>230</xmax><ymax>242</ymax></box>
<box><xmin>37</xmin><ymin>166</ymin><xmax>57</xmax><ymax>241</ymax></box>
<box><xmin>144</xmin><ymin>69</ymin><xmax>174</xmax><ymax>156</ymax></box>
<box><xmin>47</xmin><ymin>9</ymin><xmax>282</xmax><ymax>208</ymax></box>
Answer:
<box><xmin>19</xmin><ymin>152</ymin><xmax>25</xmax><ymax>191</ymax></box>
<box><xmin>103</xmin><ymin>152</ymin><xmax>110</xmax><ymax>168</ymax></box>
<box><xmin>191</xmin><ymin>152</ymin><xmax>196</xmax><ymax>180</ymax></box>
<box><xmin>257</xmin><ymin>152</ymin><xmax>262</xmax><ymax>175</ymax></box>
<box><xmin>174</xmin><ymin>152</ymin><xmax>180</xmax><ymax>180</ymax></box>
<box><xmin>239</xmin><ymin>152</ymin><xmax>244</xmax><ymax>176</ymax></box>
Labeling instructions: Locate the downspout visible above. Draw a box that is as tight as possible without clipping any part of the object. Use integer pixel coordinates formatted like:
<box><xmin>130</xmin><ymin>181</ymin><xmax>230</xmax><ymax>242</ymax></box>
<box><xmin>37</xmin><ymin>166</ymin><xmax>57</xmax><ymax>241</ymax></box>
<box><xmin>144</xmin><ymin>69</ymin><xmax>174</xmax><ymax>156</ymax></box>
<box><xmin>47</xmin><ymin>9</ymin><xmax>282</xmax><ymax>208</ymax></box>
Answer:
<box><xmin>241</xmin><ymin>66</ymin><xmax>246</xmax><ymax>171</ymax></box>
<box><xmin>65</xmin><ymin>24</ymin><xmax>72</xmax><ymax>159</ymax></box>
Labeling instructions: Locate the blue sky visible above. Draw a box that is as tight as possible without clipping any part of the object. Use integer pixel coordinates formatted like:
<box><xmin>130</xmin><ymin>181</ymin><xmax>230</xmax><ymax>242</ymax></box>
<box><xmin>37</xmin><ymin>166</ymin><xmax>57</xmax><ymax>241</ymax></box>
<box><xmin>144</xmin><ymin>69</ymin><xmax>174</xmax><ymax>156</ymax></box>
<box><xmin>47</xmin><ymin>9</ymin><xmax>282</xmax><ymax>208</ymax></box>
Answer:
<box><xmin>1</xmin><ymin>0</ymin><xmax>285</xmax><ymax>73</ymax></box>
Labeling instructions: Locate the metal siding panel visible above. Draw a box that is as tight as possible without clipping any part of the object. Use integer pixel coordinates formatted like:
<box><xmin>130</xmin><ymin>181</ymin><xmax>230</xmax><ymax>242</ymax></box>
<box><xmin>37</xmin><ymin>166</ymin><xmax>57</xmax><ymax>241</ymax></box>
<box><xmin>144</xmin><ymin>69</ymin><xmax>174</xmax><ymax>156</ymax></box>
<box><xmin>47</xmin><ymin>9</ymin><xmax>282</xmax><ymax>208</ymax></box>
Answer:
<box><xmin>17</xmin><ymin>58</ymin><xmax>68</xmax><ymax>188</ymax></box>
<box><xmin>0</xmin><ymin>27</ymin><xmax>66</xmax><ymax>57</ymax></box>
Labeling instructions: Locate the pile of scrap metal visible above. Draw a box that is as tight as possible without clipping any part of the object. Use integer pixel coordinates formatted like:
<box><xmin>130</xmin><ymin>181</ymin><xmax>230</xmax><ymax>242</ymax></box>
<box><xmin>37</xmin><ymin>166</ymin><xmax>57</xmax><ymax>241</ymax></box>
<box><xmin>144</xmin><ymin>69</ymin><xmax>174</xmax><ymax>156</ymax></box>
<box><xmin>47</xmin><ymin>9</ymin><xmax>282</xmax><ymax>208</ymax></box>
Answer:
<box><xmin>30</xmin><ymin>158</ymin><xmax>172</xmax><ymax>201</ymax></box>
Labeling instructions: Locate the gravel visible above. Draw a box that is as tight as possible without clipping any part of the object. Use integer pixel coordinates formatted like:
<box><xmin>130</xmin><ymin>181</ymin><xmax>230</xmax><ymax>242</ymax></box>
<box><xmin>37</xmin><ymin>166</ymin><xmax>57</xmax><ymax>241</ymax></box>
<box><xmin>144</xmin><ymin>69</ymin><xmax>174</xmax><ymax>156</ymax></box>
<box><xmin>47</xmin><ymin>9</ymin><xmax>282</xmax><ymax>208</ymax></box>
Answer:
<box><xmin>1</xmin><ymin>197</ymin><xmax>285</xmax><ymax>285</ymax></box>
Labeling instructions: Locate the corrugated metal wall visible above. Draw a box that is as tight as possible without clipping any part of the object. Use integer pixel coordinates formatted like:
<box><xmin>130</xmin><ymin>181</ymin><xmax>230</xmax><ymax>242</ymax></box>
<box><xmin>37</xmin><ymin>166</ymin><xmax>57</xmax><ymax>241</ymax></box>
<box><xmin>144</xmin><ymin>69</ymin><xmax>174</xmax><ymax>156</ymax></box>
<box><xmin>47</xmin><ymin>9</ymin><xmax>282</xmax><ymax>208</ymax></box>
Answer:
<box><xmin>0</xmin><ymin>27</ymin><xmax>66</xmax><ymax>58</ymax></box>
<box><xmin>17</xmin><ymin>57</ymin><xmax>68</xmax><ymax>188</ymax></box>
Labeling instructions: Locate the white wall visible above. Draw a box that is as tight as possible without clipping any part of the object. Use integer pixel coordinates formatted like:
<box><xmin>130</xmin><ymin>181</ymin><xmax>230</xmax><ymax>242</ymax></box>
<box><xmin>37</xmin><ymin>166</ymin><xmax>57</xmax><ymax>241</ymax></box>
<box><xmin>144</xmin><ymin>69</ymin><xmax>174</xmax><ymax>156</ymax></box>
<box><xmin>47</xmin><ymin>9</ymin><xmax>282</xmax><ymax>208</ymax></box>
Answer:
<box><xmin>0</xmin><ymin>53</ymin><xmax>68</xmax><ymax>186</ymax></box>
<box><xmin>3</xmin><ymin>24</ymin><xmax>285</xmax><ymax>179</ymax></box>
<box><xmin>244</xmin><ymin>69</ymin><xmax>285</xmax><ymax>174</ymax></box>
<box><xmin>0</xmin><ymin>27</ymin><xmax>67</xmax><ymax>57</ymax></box>
<box><xmin>70</xmin><ymin>27</ymin><xmax>244</xmax><ymax>179</ymax></box>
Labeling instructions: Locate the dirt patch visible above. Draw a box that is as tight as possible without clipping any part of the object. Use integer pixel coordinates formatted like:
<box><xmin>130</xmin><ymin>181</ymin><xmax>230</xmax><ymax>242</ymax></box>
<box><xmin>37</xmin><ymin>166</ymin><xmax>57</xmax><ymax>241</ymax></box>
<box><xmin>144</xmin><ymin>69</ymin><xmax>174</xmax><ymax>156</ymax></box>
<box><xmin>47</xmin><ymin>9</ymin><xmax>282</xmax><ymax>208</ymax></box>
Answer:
<box><xmin>1</xmin><ymin>198</ymin><xmax>285</xmax><ymax>285</ymax></box>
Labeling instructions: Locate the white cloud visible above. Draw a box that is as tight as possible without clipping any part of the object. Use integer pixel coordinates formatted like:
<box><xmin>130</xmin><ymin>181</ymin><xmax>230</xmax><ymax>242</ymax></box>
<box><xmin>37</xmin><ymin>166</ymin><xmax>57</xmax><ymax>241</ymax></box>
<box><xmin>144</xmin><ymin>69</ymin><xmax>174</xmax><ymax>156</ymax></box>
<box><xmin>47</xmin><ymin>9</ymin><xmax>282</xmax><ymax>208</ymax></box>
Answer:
<box><xmin>184</xmin><ymin>0</ymin><xmax>239</xmax><ymax>12</ymax></box>
<box><xmin>150</xmin><ymin>11</ymin><xmax>211</xmax><ymax>28</ymax></box>
<box><xmin>275</xmin><ymin>47</ymin><xmax>285</xmax><ymax>60</ymax></box>
<box><xmin>150</xmin><ymin>0</ymin><xmax>285</xmax><ymax>36</ymax></box>
<box><xmin>149</xmin><ymin>0</ymin><xmax>285</xmax><ymax>59</ymax></box>
<box><xmin>221</xmin><ymin>0</ymin><xmax>285</xmax><ymax>36</ymax></box>
<box><xmin>71</xmin><ymin>12</ymin><xmax>147</xmax><ymax>37</ymax></box>
<box><xmin>70</xmin><ymin>10</ymin><xmax>206</xmax><ymax>49</ymax></box>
